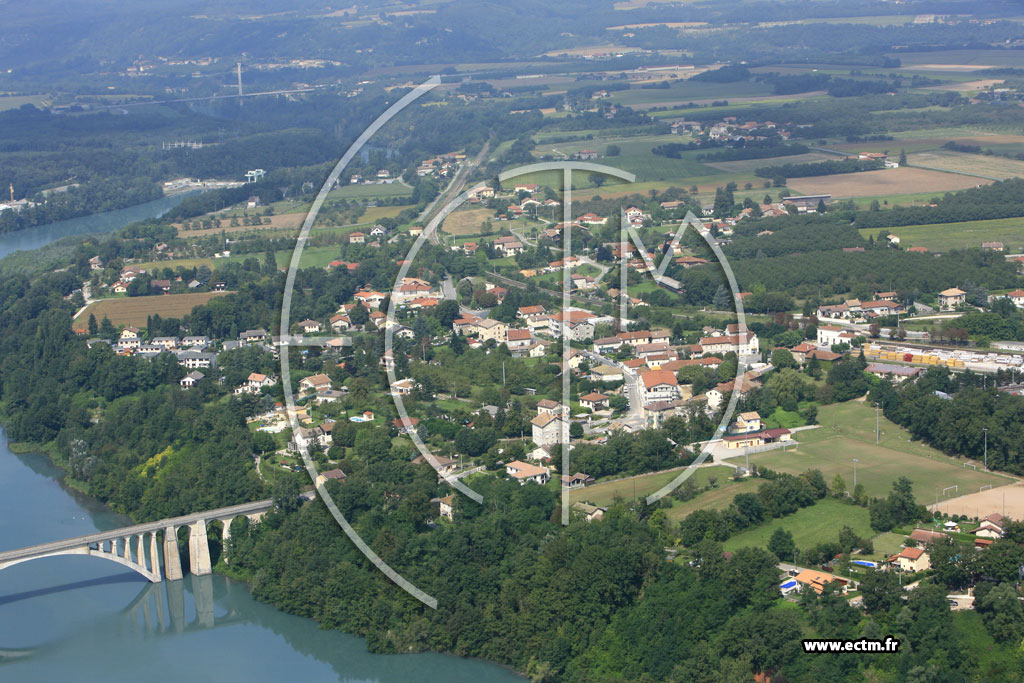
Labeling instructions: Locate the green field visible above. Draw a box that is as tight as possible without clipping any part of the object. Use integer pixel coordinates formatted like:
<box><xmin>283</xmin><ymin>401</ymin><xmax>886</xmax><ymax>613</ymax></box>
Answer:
<box><xmin>0</xmin><ymin>94</ymin><xmax>48</xmax><ymax>111</ymax></box>
<box><xmin>725</xmin><ymin>402</ymin><xmax>1014</xmax><ymax>502</ymax></box>
<box><xmin>569</xmin><ymin>464</ymin><xmax>735</xmax><ymax>509</ymax></box>
<box><xmin>858</xmin><ymin>216</ymin><xmax>1024</xmax><ymax>252</ymax></box>
<box><xmin>326</xmin><ymin>183</ymin><xmax>413</xmax><ymax>200</ymax></box>
<box><xmin>135</xmin><ymin>244</ymin><xmax>341</xmax><ymax>273</ymax></box>
<box><xmin>723</xmin><ymin>498</ymin><xmax>873</xmax><ymax>553</ymax></box>
<box><xmin>609</xmin><ymin>79</ymin><xmax>775</xmax><ymax>106</ymax></box>
<box><xmin>665</xmin><ymin>478</ymin><xmax>763</xmax><ymax>522</ymax></box>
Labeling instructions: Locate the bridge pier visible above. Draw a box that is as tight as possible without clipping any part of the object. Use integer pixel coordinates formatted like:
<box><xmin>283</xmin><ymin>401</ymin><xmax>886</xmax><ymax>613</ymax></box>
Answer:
<box><xmin>150</xmin><ymin>533</ymin><xmax>161</xmax><ymax>579</ymax></box>
<box><xmin>219</xmin><ymin>517</ymin><xmax>232</xmax><ymax>564</ymax></box>
<box><xmin>164</xmin><ymin>526</ymin><xmax>183</xmax><ymax>581</ymax></box>
<box><xmin>188</xmin><ymin>520</ymin><xmax>211</xmax><ymax>576</ymax></box>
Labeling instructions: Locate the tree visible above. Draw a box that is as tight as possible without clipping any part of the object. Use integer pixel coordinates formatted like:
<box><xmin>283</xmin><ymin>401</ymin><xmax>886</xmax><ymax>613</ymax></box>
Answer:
<box><xmin>768</xmin><ymin>527</ymin><xmax>796</xmax><ymax>561</ymax></box>
<box><xmin>977</xmin><ymin>582</ymin><xmax>1024</xmax><ymax>643</ymax></box>
<box><xmin>589</xmin><ymin>173</ymin><xmax>606</xmax><ymax>188</ymax></box>
<box><xmin>569</xmin><ymin>421</ymin><xmax>584</xmax><ymax>439</ymax></box>
<box><xmin>898</xmin><ymin>148</ymin><xmax>907</xmax><ymax>166</ymax></box>
<box><xmin>355</xmin><ymin>427</ymin><xmax>392</xmax><ymax>463</ymax></box>
<box><xmin>606</xmin><ymin>144</ymin><xmax>620</xmax><ymax>157</ymax></box>
<box><xmin>711</xmin><ymin>285</ymin><xmax>732</xmax><ymax>311</ymax></box>
<box><xmin>99</xmin><ymin>315</ymin><xmax>117</xmax><ymax>339</ymax></box>
<box><xmin>770</xmin><ymin>348</ymin><xmax>798</xmax><ymax>370</ymax></box>
<box><xmin>830</xmin><ymin>474</ymin><xmax>847</xmax><ymax>498</ymax></box>
<box><xmin>252</xmin><ymin>431</ymin><xmax>276</xmax><ymax>455</ymax></box>
<box><xmin>272</xmin><ymin>476</ymin><xmax>301</xmax><ymax>513</ymax></box>
<box><xmin>88</xmin><ymin>313</ymin><xmax>98</xmax><ymax>335</ymax></box>
<box><xmin>859</xmin><ymin>569</ymin><xmax>903</xmax><ymax>615</ymax></box>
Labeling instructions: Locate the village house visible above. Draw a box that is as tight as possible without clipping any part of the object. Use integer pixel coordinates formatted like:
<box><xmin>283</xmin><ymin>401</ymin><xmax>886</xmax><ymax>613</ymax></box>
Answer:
<box><xmin>237</xmin><ymin>372</ymin><xmax>275</xmax><ymax>394</ymax></box>
<box><xmin>938</xmin><ymin>287</ymin><xmax>967</xmax><ymax>310</ymax></box>
<box><xmin>179</xmin><ymin>371</ymin><xmax>204</xmax><ymax>389</ymax></box>
<box><xmin>505</xmin><ymin>460</ymin><xmax>550</xmax><ymax>485</ymax></box>
<box><xmin>299</xmin><ymin>373</ymin><xmax>332</xmax><ymax>394</ymax></box>
<box><xmin>393</xmin><ymin>417</ymin><xmax>420</xmax><ymax>434</ymax></box>
<box><xmin>438</xmin><ymin>494</ymin><xmax>454</xmax><ymax>521</ymax></box>
<box><xmin>297</xmin><ymin>319</ymin><xmax>321</xmax><ymax>334</ymax></box>
<box><xmin>560</xmin><ymin>472</ymin><xmax>595</xmax><ymax>489</ymax></box>
<box><xmin>348</xmin><ymin>231</ymin><xmax>366</xmax><ymax>244</ymax></box>
<box><xmin>590</xmin><ymin>364</ymin><xmax>624</xmax><ymax>383</ymax></box>
<box><xmin>732</xmin><ymin>411</ymin><xmax>761</xmax><ymax>433</ymax></box>
<box><xmin>354</xmin><ymin>290</ymin><xmax>387</xmax><ymax>309</ymax></box>
<box><xmin>572</xmin><ymin>502</ymin><xmax>606</xmax><ymax>522</ymax></box>
<box><xmin>531</xmin><ymin>412</ymin><xmax>566</xmax><ymax>447</ymax></box>
<box><xmin>240</xmin><ymin>328</ymin><xmax>268</xmax><ymax>344</ymax></box>
<box><xmin>794</xmin><ymin>569</ymin><xmax>848</xmax><ymax>595</ymax></box>
<box><xmin>315</xmin><ymin>469</ymin><xmax>346</xmax><ymax>487</ymax></box>
<box><xmin>640</xmin><ymin>369</ymin><xmax>680</xmax><ymax>405</ymax></box>
<box><xmin>412</xmin><ymin>454</ymin><xmax>458</xmax><ymax>476</ymax></box>
<box><xmin>176</xmin><ymin>350</ymin><xmax>217</xmax><ymax>369</ymax></box>
<box><xmin>895</xmin><ymin>547</ymin><xmax>930</xmax><ymax>572</ymax></box>
<box><xmin>579</xmin><ymin>392</ymin><xmax>610</xmax><ymax>411</ymax></box>
<box><xmin>506</xmin><ymin>328</ymin><xmax>533</xmax><ymax>351</ymax></box>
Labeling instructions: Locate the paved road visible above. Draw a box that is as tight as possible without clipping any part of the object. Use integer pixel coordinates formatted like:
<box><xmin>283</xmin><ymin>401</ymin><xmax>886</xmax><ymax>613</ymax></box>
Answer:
<box><xmin>582</xmin><ymin>349</ymin><xmax>644</xmax><ymax>429</ymax></box>
<box><xmin>441</xmin><ymin>275</ymin><xmax>457</xmax><ymax>301</ymax></box>
<box><xmin>425</xmin><ymin>140</ymin><xmax>491</xmax><ymax>247</ymax></box>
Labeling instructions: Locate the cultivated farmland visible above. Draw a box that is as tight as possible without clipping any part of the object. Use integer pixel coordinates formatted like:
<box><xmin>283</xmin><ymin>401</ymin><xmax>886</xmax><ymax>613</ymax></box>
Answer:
<box><xmin>909</xmin><ymin>149</ymin><xmax>1024</xmax><ymax>180</ymax></box>
<box><xmin>441</xmin><ymin>208</ymin><xmax>496</xmax><ymax>236</ymax></box>
<box><xmin>790</xmin><ymin>166</ymin><xmax>990</xmax><ymax>198</ymax></box>
<box><xmin>74</xmin><ymin>291</ymin><xmax>234</xmax><ymax>327</ymax></box>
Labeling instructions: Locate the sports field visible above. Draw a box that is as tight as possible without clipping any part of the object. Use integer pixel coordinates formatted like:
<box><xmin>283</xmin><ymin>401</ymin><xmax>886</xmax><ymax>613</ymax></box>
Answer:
<box><xmin>724</xmin><ymin>401</ymin><xmax>1014</xmax><ymax>502</ymax></box>
<box><xmin>858</xmin><ymin>216</ymin><xmax>1024</xmax><ymax>252</ymax></box>
<box><xmin>930</xmin><ymin>482</ymin><xmax>1024</xmax><ymax>521</ymax></box>
<box><xmin>74</xmin><ymin>291</ymin><xmax>234</xmax><ymax>327</ymax></box>
<box><xmin>722</xmin><ymin>498</ymin><xmax>873</xmax><ymax>553</ymax></box>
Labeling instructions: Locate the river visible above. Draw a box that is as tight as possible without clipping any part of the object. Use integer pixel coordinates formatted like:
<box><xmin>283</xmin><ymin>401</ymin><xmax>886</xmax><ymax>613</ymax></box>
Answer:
<box><xmin>0</xmin><ymin>194</ymin><xmax>191</xmax><ymax>261</ymax></box>
<box><xmin>0</xmin><ymin>205</ymin><xmax>523</xmax><ymax>682</ymax></box>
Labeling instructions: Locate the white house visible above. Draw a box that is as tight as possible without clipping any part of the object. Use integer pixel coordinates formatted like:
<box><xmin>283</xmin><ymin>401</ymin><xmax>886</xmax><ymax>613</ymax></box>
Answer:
<box><xmin>531</xmin><ymin>412</ymin><xmax>566</xmax><ymax>447</ymax></box>
<box><xmin>640</xmin><ymin>370</ymin><xmax>679</xmax><ymax>405</ymax></box>
<box><xmin>505</xmin><ymin>460</ymin><xmax>550</xmax><ymax>485</ymax></box>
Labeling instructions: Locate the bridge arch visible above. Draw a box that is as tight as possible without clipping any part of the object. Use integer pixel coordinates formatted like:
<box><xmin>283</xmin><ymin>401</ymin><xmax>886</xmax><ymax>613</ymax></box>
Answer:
<box><xmin>0</xmin><ymin>533</ymin><xmax>161</xmax><ymax>583</ymax></box>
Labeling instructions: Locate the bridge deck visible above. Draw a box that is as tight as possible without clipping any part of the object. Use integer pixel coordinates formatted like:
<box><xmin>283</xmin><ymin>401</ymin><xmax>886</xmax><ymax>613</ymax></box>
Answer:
<box><xmin>0</xmin><ymin>499</ymin><xmax>274</xmax><ymax>563</ymax></box>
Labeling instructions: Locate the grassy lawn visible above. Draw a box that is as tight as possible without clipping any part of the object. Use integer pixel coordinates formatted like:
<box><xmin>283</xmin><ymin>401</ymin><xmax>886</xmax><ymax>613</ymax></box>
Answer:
<box><xmin>723</xmin><ymin>498</ymin><xmax>873</xmax><ymax>553</ymax></box>
<box><xmin>326</xmin><ymin>183</ymin><xmax>413</xmax><ymax>200</ymax></box>
<box><xmin>864</xmin><ymin>531</ymin><xmax>909</xmax><ymax>561</ymax></box>
<box><xmin>0</xmin><ymin>94</ymin><xmax>48</xmax><ymax>110</ymax></box>
<box><xmin>569</xmin><ymin>464</ymin><xmax>735</xmax><ymax>509</ymax></box>
<box><xmin>726</xmin><ymin>401</ymin><xmax>1014</xmax><ymax>502</ymax></box>
<box><xmin>442</xmin><ymin>207</ymin><xmax>495</xmax><ymax>236</ymax></box>
<box><xmin>665</xmin><ymin>478</ymin><xmax>763</xmax><ymax>522</ymax></box>
<box><xmin>859</xmin><ymin>216</ymin><xmax>1024</xmax><ymax>252</ymax></box>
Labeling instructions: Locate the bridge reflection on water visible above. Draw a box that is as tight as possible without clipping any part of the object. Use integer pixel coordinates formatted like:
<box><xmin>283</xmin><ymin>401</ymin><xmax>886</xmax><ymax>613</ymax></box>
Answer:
<box><xmin>0</xmin><ymin>573</ymin><xmax>244</xmax><ymax>663</ymax></box>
